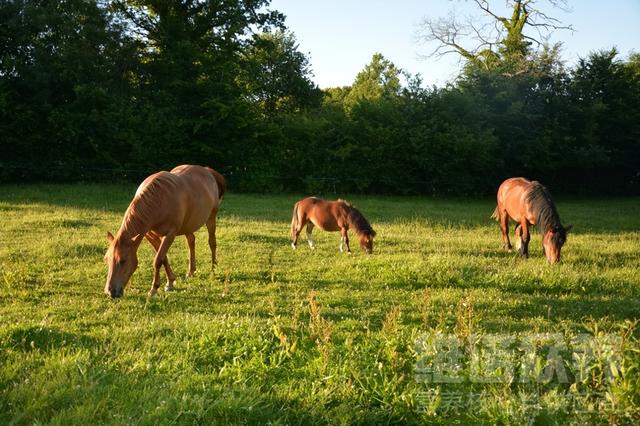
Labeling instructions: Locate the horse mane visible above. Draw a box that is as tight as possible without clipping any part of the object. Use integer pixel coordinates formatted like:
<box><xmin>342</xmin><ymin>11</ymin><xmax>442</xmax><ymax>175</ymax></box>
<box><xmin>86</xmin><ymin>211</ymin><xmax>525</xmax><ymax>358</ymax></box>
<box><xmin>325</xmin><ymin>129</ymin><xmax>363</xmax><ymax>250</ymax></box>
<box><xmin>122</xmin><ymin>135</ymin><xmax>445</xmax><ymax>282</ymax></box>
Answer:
<box><xmin>341</xmin><ymin>200</ymin><xmax>376</xmax><ymax>237</ymax></box>
<box><xmin>119</xmin><ymin>173</ymin><xmax>177</xmax><ymax>238</ymax></box>
<box><xmin>526</xmin><ymin>182</ymin><xmax>562</xmax><ymax>235</ymax></box>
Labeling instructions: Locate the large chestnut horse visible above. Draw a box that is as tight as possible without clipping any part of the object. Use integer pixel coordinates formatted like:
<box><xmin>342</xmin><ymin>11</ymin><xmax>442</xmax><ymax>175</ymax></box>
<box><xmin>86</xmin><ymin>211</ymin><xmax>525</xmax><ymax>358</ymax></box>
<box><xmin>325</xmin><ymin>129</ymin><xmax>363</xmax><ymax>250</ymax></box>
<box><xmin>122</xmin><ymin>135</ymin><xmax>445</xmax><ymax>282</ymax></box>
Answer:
<box><xmin>491</xmin><ymin>177</ymin><xmax>571</xmax><ymax>263</ymax></box>
<box><xmin>291</xmin><ymin>197</ymin><xmax>376</xmax><ymax>254</ymax></box>
<box><xmin>104</xmin><ymin>165</ymin><xmax>225</xmax><ymax>298</ymax></box>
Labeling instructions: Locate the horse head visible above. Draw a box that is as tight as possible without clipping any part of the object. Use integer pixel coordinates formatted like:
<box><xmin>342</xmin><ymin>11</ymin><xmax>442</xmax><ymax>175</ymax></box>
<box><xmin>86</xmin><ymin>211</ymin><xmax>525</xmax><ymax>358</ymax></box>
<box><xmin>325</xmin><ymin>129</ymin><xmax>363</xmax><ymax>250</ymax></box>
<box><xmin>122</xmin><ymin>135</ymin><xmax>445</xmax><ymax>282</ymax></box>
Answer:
<box><xmin>104</xmin><ymin>231</ymin><xmax>144</xmax><ymax>298</ymax></box>
<box><xmin>542</xmin><ymin>225</ymin><xmax>571</xmax><ymax>264</ymax></box>
<box><xmin>359</xmin><ymin>230</ymin><xmax>376</xmax><ymax>254</ymax></box>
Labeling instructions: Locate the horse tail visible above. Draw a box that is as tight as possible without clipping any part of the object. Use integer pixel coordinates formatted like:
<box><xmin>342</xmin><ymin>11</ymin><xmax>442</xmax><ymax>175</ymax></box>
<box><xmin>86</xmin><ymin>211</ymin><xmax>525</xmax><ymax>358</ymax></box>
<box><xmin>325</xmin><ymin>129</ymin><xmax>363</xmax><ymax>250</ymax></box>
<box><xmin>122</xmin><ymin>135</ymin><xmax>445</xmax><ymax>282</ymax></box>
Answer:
<box><xmin>291</xmin><ymin>202</ymin><xmax>299</xmax><ymax>239</ymax></box>
<box><xmin>208</xmin><ymin>168</ymin><xmax>226</xmax><ymax>200</ymax></box>
<box><xmin>491</xmin><ymin>206</ymin><xmax>499</xmax><ymax>221</ymax></box>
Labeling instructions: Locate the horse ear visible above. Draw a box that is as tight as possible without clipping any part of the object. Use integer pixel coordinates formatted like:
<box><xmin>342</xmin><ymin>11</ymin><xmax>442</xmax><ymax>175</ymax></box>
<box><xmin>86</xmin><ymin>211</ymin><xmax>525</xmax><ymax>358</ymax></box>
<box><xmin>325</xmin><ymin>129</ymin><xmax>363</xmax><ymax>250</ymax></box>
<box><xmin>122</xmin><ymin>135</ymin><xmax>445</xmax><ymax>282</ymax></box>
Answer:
<box><xmin>106</xmin><ymin>231</ymin><xmax>114</xmax><ymax>243</ymax></box>
<box><xmin>131</xmin><ymin>234</ymin><xmax>145</xmax><ymax>246</ymax></box>
<box><xmin>565</xmin><ymin>225</ymin><xmax>573</xmax><ymax>233</ymax></box>
<box><xmin>371</xmin><ymin>230</ymin><xmax>377</xmax><ymax>238</ymax></box>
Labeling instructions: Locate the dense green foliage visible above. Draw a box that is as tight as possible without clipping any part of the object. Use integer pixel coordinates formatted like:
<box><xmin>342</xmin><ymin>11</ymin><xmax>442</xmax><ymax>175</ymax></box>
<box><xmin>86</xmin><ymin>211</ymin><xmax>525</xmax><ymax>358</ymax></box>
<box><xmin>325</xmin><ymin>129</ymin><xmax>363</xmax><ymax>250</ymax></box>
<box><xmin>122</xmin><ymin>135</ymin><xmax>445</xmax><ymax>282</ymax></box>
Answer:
<box><xmin>1</xmin><ymin>1</ymin><xmax>639</xmax><ymax>195</ymax></box>
<box><xmin>1</xmin><ymin>185</ymin><xmax>639</xmax><ymax>423</ymax></box>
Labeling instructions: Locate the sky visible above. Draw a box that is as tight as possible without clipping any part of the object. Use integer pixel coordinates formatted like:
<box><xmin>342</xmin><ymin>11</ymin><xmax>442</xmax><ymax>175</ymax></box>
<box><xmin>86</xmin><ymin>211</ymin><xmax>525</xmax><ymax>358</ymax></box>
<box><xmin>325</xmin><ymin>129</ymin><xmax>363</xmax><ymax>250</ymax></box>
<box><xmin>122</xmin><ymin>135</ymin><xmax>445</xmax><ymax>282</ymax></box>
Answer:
<box><xmin>268</xmin><ymin>0</ymin><xmax>640</xmax><ymax>88</ymax></box>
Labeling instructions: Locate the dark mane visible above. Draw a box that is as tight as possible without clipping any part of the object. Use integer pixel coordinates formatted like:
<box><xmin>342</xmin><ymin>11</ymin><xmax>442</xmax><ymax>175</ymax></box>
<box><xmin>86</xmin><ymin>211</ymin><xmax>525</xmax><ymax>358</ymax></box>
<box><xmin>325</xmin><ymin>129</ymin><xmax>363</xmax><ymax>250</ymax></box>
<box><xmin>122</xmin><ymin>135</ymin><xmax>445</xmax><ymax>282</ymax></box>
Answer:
<box><xmin>526</xmin><ymin>182</ymin><xmax>562</xmax><ymax>235</ymax></box>
<box><xmin>342</xmin><ymin>201</ymin><xmax>376</xmax><ymax>237</ymax></box>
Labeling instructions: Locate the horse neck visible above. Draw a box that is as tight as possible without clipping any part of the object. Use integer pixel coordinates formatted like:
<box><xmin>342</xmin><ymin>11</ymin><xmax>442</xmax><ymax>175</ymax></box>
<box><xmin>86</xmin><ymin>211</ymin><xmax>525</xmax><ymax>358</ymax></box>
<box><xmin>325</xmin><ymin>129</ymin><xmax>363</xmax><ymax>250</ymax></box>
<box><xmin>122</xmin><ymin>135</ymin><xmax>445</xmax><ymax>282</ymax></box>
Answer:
<box><xmin>345</xmin><ymin>207</ymin><xmax>370</xmax><ymax>237</ymax></box>
<box><xmin>118</xmin><ymin>199</ymin><xmax>151</xmax><ymax>239</ymax></box>
<box><xmin>530</xmin><ymin>193</ymin><xmax>561</xmax><ymax>234</ymax></box>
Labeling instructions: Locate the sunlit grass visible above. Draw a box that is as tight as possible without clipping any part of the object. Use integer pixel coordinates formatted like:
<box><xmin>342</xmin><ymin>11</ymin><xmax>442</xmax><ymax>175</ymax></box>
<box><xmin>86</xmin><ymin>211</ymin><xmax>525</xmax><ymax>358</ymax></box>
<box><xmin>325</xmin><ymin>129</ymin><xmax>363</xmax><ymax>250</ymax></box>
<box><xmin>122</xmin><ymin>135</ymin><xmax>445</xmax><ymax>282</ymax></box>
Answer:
<box><xmin>0</xmin><ymin>184</ymin><xmax>639</xmax><ymax>424</ymax></box>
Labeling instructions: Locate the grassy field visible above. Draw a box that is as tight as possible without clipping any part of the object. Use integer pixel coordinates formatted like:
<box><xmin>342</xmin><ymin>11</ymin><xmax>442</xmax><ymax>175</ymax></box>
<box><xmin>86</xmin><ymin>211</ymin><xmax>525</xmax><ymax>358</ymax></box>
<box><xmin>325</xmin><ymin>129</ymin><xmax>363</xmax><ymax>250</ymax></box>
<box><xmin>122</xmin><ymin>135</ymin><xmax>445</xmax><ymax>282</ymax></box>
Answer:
<box><xmin>1</xmin><ymin>184</ymin><xmax>639</xmax><ymax>425</ymax></box>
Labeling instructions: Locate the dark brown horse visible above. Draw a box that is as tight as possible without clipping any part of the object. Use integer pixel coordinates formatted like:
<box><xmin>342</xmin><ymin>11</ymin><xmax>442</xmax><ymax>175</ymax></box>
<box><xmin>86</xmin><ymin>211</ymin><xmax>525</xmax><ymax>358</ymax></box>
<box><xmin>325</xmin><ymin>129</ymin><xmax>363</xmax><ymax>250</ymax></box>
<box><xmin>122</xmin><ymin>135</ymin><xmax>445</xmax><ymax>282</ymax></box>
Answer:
<box><xmin>104</xmin><ymin>165</ymin><xmax>225</xmax><ymax>298</ymax></box>
<box><xmin>291</xmin><ymin>197</ymin><xmax>376</xmax><ymax>254</ymax></box>
<box><xmin>491</xmin><ymin>177</ymin><xmax>571</xmax><ymax>263</ymax></box>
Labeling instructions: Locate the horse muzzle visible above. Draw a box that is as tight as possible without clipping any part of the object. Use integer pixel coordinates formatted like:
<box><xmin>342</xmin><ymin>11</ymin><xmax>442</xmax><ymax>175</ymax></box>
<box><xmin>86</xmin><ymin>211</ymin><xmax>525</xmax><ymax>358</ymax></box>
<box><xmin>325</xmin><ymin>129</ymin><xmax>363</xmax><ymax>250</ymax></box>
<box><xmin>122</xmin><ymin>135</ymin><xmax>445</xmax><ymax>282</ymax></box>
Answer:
<box><xmin>105</xmin><ymin>284</ymin><xmax>124</xmax><ymax>298</ymax></box>
<box><xmin>109</xmin><ymin>289</ymin><xmax>124</xmax><ymax>298</ymax></box>
<box><xmin>546</xmin><ymin>253</ymin><xmax>561</xmax><ymax>264</ymax></box>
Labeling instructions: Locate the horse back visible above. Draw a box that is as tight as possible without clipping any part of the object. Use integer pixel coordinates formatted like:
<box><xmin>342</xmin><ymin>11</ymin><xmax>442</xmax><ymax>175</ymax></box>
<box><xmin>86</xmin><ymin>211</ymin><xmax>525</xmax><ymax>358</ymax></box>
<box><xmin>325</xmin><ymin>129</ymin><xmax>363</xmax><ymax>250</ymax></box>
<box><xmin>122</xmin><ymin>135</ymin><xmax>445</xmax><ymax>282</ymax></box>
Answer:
<box><xmin>170</xmin><ymin>165</ymin><xmax>223</xmax><ymax>202</ymax></box>
<box><xmin>151</xmin><ymin>165</ymin><xmax>222</xmax><ymax>234</ymax></box>
<box><xmin>497</xmin><ymin>177</ymin><xmax>537</xmax><ymax>223</ymax></box>
<box><xmin>297</xmin><ymin>197</ymin><xmax>346</xmax><ymax>231</ymax></box>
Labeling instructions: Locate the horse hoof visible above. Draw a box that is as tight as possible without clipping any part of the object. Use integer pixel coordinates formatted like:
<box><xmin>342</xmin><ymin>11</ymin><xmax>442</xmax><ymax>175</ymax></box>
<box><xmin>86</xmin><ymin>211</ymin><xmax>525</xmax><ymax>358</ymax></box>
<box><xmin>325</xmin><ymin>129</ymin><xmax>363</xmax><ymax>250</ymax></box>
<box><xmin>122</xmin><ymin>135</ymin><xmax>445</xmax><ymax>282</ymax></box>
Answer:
<box><xmin>148</xmin><ymin>289</ymin><xmax>158</xmax><ymax>297</ymax></box>
<box><xmin>291</xmin><ymin>243</ymin><xmax>297</xmax><ymax>250</ymax></box>
<box><xmin>165</xmin><ymin>284</ymin><xmax>175</xmax><ymax>292</ymax></box>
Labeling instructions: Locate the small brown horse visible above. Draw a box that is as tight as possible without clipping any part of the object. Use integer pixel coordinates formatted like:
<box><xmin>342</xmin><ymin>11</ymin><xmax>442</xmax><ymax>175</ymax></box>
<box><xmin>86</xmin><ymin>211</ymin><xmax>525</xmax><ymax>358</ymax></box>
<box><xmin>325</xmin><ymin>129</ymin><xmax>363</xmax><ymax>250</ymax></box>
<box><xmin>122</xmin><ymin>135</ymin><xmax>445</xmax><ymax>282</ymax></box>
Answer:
<box><xmin>491</xmin><ymin>177</ymin><xmax>571</xmax><ymax>263</ymax></box>
<box><xmin>291</xmin><ymin>197</ymin><xmax>376</xmax><ymax>254</ymax></box>
<box><xmin>104</xmin><ymin>165</ymin><xmax>225</xmax><ymax>298</ymax></box>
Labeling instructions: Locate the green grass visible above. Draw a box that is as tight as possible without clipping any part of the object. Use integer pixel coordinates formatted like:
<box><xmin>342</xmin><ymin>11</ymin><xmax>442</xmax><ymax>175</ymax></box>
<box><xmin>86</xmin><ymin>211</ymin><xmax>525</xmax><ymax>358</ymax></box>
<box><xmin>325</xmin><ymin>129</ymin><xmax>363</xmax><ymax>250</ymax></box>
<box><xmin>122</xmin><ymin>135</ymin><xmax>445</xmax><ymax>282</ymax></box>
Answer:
<box><xmin>0</xmin><ymin>184</ymin><xmax>639</xmax><ymax>425</ymax></box>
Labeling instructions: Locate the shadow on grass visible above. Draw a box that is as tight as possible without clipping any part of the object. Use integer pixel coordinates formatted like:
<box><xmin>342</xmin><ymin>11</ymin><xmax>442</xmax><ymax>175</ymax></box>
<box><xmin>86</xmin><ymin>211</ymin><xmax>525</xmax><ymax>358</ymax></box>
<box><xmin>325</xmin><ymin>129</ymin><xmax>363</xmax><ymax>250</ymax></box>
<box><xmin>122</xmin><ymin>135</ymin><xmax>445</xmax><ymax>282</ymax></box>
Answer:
<box><xmin>482</xmin><ymin>294</ymin><xmax>640</xmax><ymax>332</ymax></box>
<box><xmin>0</xmin><ymin>184</ymin><xmax>135</xmax><ymax>213</ymax></box>
<box><xmin>55</xmin><ymin>243</ymin><xmax>105</xmax><ymax>259</ymax></box>
<box><xmin>102</xmin><ymin>246</ymin><xmax>640</xmax><ymax>329</ymax></box>
<box><xmin>4</xmin><ymin>326</ymin><xmax>98</xmax><ymax>352</ymax></box>
<box><xmin>237</xmin><ymin>232</ymin><xmax>290</xmax><ymax>246</ymax></box>
<box><xmin>571</xmin><ymin>250</ymin><xmax>640</xmax><ymax>269</ymax></box>
<box><xmin>2</xmin><ymin>185</ymin><xmax>638</xmax><ymax>235</ymax></box>
<box><xmin>1</xmin><ymin>344</ymin><xmax>413</xmax><ymax>424</ymax></box>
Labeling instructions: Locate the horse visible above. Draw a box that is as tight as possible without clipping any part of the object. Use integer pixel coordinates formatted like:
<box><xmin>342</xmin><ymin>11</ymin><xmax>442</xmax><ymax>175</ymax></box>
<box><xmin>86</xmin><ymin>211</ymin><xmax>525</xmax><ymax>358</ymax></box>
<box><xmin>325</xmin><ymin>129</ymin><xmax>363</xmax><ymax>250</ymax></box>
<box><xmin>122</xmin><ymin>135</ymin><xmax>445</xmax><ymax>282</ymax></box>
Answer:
<box><xmin>491</xmin><ymin>177</ymin><xmax>571</xmax><ymax>263</ymax></box>
<box><xmin>290</xmin><ymin>197</ymin><xmax>376</xmax><ymax>254</ymax></box>
<box><xmin>104</xmin><ymin>165</ymin><xmax>225</xmax><ymax>298</ymax></box>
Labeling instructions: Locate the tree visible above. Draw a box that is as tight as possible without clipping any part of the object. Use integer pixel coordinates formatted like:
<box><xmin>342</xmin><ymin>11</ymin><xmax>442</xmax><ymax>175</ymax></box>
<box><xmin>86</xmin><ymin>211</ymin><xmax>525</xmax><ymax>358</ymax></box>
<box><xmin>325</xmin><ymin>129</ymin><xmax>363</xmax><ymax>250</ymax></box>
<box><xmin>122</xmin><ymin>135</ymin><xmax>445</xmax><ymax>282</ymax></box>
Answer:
<box><xmin>239</xmin><ymin>31</ymin><xmax>322</xmax><ymax>116</ymax></box>
<box><xmin>416</xmin><ymin>0</ymin><xmax>573</xmax><ymax>74</ymax></box>
<box><xmin>563</xmin><ymin>49</ymin><xmax>640</xmax><ymax>192</ymax></box>
<box><xmin>344</xmin><ymin>53</ymin><xmax>402</xmax><ymax>109</ymax></box>
<box><xmin>0</xmin><ymin>0</ymin><xmax>139</xmax><ymax>178</ymax></box>
<box><xmin>110</xmin><ymin>0</ymin><xmax>285</xmax><ymax>168</ymax></box>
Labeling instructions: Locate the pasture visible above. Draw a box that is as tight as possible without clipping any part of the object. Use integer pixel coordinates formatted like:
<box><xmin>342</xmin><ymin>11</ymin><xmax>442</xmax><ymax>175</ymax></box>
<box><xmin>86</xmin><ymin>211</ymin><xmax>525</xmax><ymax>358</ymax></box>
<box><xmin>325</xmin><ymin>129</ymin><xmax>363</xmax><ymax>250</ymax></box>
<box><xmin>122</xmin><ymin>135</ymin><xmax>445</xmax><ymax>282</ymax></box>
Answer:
<box><xmin>1</xmin><ymin>184</ymin><xmax>639</xmax><ymax>424</ymax></box>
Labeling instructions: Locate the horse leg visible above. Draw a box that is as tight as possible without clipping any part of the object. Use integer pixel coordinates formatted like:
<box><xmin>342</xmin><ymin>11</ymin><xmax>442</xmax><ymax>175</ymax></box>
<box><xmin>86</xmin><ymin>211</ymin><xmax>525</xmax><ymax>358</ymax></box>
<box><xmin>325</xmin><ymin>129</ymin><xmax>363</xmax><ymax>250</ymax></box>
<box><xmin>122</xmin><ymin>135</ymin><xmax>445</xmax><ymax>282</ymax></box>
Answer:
<box><xmin>206</xmin><ymin>212</ymin><xmax>218</xmax><ymax>268</ymax></box>
<box><xmin>185</xmin><ymin>233</ymin><xmax>196</xmax><ymax>277</ymax></box>
<box><xmin>500</xmin><ymin>211</ymin><xmax>512</xmax><ymax>251</ymax></box>
<box><xmin>145</xmin><ymin>233</ymin><xmax>177</xmax><ymax>293</ymax></box>
<box><xmin>519</xmin><ymin>221</ymin><xmax>531</xmax><ymax>258</ymax></box>
<box><xmin>291</xmin><ymin>215</ymin><xmax>305</xmax><ymax>250</ymax></box>
<box><xmin>515</xmin><ymin>224</ymin><xmax>522</xmax><ymax>251</ymax></box>
<box><xmin>340</xmin><ymin>228</ymin><xmax>351</xmax><ymax>254</ymax></box>
<box><xmin>149</xmin><ymin>233</ymin><xmax>176</xmax><ymax>296</ymax></box>
<box><xmin>306</xmin><ymin>222</ymin><xmax>316</xmax><ymax>249</ymax></box>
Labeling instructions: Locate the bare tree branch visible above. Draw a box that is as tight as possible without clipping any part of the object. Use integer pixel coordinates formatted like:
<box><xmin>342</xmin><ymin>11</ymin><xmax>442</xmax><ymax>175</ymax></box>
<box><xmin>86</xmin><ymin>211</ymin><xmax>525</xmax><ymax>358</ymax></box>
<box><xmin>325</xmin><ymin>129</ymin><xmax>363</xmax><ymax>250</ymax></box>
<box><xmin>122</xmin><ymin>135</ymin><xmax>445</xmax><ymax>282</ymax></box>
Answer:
<box><xmin>415</xmin><ymin>0</ymin><xmax>574</xmax><ymax>69</ymax></box>
<box><xmin>417</xmin><ymin>14</ymin><xmax>479</xmax><ymax>62</ymax></box>
<box><xmin>473</xmin><ymin>0</ymin><xmax>509</xmax><ymax>27</ymax></box>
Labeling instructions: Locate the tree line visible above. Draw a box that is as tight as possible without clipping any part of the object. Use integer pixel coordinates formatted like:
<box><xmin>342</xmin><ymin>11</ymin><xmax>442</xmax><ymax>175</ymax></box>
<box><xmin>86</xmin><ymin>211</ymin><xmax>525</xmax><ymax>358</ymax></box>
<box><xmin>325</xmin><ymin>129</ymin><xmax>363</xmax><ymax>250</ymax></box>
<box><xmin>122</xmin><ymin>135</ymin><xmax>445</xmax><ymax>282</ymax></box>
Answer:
<box><xmin>1</xmin><ymin>0</ymin><xmax>639</xmax><ymax>195</ymax></box>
